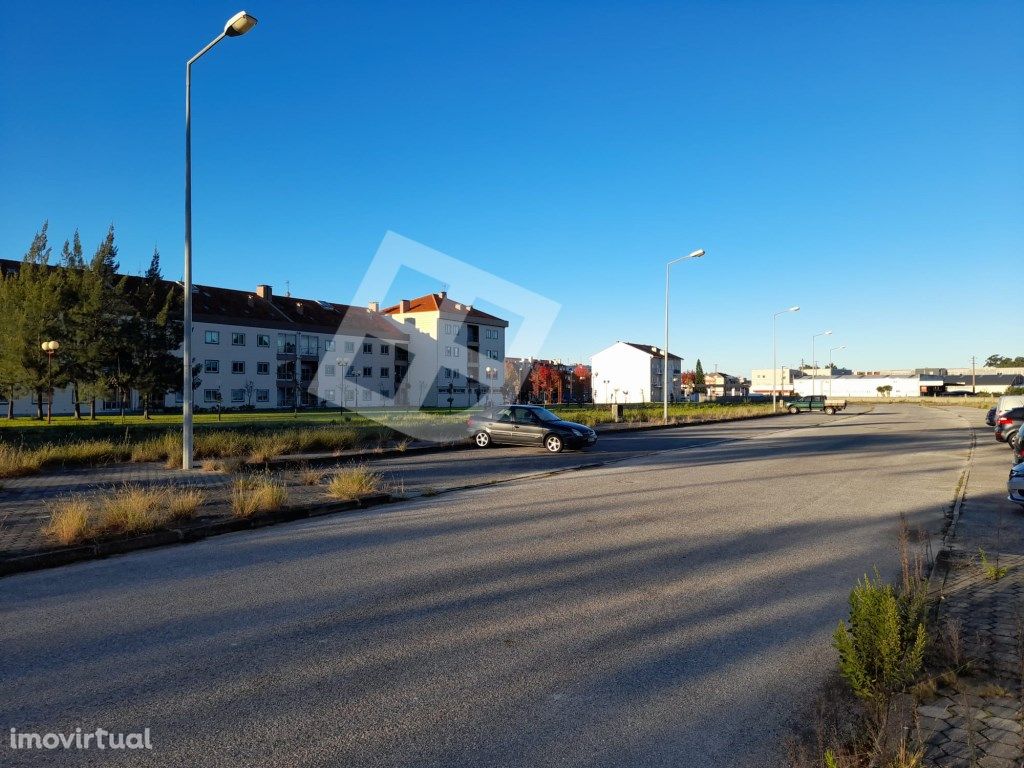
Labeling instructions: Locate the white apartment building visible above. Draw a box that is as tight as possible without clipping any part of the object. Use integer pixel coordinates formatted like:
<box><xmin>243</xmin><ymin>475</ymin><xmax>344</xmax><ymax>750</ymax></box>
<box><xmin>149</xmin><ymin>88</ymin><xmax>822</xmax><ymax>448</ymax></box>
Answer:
<box><xmin>0</xmin><ymin>263</ymin><xmax>508</xmax><ymax>414</ymax></box>
<box><xmin>383</xmin><ymin>292</ymin><xmax>507</xmax><ymax>408</ymax></box>
<box><xmin>590</xmin><ymin>341</ymin><xmax>682</xmax><ymax>404</ymax></box>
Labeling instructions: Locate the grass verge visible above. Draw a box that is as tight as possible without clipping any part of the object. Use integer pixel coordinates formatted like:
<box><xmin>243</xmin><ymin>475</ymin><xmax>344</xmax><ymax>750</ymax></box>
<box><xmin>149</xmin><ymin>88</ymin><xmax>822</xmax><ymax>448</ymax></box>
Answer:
<box><xmin>230</xmin><ymin>476</ymin><xmax>288</xmax><ymax>519</ymax></box>
<box><xmin>327</xmin><ymin>465</ymin><xmax>384</xmax><ymax>500</ymax></box>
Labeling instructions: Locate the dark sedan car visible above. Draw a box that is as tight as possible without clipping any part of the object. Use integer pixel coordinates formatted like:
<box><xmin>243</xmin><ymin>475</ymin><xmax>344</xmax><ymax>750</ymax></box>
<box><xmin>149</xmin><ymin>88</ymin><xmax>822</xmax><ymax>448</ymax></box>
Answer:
<box><xmin>986</xmin><ymin>406</ymin><xmax>997</xmax><ymax>427</ymax></box>
<box><xmin>467</xmin><ymin>405</ymin><xmax>597</xmax><ymax>453</ymax></box>
<box><xmin>995</xmin><ymin>407</ymin><xmax>1024</xmax><ymax>444</ymax></box>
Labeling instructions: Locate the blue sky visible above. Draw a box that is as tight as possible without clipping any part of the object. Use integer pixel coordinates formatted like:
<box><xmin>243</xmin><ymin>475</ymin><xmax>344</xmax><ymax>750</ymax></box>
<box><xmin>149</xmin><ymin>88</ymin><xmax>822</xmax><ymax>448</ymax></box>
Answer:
<box><xmin>1</xmin><ymin>1</ymin><xmax>1021</xmax><ymax>374</ymax></box>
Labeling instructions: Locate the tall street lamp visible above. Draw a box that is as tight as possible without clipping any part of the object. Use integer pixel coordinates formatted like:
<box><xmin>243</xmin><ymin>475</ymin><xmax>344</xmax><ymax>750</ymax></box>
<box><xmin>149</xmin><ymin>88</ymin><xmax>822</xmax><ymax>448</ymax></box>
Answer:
<box><xmin>41</xmin><ymin>340</ymin><xmax>60</xmax><ymax>424</ymax></box>
<box><xmin>182</xmin><ymin>10</ymin><xmax>259</xmax><ymax>470</ymax></box>
<box><xmin>811</xmin><ymin>330</ymin><xmax>833</xmax><ymax>397</ymax></box>
<box><xmin>771</xmin><ymin>306</ymin><xmax>799</xmax><ymax>411</ymax></box>
<box><xmin>829</xmin><ymin>344</ymin><xmax>846</xmax><ymax>399</ymax></box>
<box><xmin>663</xmin><ymin>248</ymin><xmax>705</xmax><ymax>422</ymax></box>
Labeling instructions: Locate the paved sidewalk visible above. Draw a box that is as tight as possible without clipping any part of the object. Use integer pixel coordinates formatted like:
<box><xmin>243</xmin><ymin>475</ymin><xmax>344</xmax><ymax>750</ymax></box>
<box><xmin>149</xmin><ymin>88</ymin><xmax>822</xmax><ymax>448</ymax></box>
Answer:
<box><xmin>917</xmin><ymin>417</ymin><xmax>1024</xmax><ymax>767</ymax></box>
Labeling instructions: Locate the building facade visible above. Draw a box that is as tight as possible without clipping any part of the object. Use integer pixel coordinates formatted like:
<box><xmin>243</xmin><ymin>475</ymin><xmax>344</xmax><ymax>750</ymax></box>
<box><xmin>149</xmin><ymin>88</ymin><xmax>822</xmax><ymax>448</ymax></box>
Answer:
<box><xmin>591</xmin><ymin>341</ymin><xmax>682</xmax><ymax>404</ymax></box>
<box><xmin>750</xmin><ymin>368</ymin><xmax>805</xmax><ymax>396</ymax></box>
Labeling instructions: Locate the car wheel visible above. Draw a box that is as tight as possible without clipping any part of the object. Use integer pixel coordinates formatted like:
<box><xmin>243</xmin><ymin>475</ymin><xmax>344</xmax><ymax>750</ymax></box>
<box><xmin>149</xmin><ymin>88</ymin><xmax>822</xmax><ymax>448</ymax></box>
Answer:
<box><xmin>474</xmin><ymin>431</ymin><xmax>491</xmax><ymax>448</ymax></box>
<box><xmin>788</xmin><ymin>406</ymin><xmax>799</xmax><ymax>414</ymax></box>
<box><xmin>825</xmin><ymin>406</ymin><xmax>836</xmax><ymax>415</ymax></box>
<box><xmin>544</xmin><ymin>434</ymin><xmax>564</xmax><ymax>453</ymax></box>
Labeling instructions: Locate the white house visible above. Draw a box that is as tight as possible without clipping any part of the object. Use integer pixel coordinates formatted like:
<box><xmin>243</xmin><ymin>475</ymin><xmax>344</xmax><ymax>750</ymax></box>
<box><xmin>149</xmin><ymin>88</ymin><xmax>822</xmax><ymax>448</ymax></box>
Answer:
<box><xmin>750</xmin><ymin>368</ymin><xmax>805</xmax><ymax>396</ymax></box>
<box><xmin>590</xmin><ymin>341</ymin><xmax>682</xmax><ymax>404</ymax></box>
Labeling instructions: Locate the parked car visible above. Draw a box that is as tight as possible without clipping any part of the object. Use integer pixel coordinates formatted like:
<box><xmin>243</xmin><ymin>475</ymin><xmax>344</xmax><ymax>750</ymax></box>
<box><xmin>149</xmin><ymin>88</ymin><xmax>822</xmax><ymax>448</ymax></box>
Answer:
<box><xmin>467</xmin><ymin>405</ymin><xmax>597</xmax><ymax>452</ymax></box>
<box><xmin>786</xmin><ymin>395</ymin><xmax>847</xmax><ymax>415</ymax></box>
<box><xmin>1013</xmin><ymin>433</ymin><xmax>1024</xmax><ymax>466</ymax></box>
<box><xmin>994</xmin><ymin>407</ymin><xmax>1024</xmax><ymax>444</ymax></box>
<box><xmin>995</xmin><ymin>394</ymin><xmax>1024</xmax><ymax>419</ymax></box>
<box><xmin>986</xmin><ymin>406</ymin><xmax>997</xmax><ymax>427</ymax></box>
<box><xmin>1009</xmin><ymin>462</ymin><xmax>1024</xmax><ymax>507</ymax></box>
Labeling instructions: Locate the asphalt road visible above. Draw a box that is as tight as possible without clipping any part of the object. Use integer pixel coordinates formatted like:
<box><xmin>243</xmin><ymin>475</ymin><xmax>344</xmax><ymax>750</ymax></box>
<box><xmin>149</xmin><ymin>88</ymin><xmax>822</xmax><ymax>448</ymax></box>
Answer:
<box><xmin>0</xmin><ymin>405</ymin><xmax>974</xmax><ymax>767</ymax></box>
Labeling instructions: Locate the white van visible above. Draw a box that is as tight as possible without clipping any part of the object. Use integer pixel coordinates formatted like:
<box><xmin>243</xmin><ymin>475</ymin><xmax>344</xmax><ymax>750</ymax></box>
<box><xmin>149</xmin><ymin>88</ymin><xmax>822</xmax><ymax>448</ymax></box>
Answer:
<box><xmin>996</xmin><ymin>394</ymin><xmax>1024</xmax><ymax>418</ymax></box>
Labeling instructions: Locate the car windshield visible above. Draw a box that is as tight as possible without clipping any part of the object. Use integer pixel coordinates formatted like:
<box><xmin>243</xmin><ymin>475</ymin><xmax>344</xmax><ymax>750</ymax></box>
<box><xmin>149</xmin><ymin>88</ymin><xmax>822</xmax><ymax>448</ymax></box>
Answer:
<box><xmin>533</xmin><ymin>408</ymin><xmax>561</xmax><ymax>422</ymax></box>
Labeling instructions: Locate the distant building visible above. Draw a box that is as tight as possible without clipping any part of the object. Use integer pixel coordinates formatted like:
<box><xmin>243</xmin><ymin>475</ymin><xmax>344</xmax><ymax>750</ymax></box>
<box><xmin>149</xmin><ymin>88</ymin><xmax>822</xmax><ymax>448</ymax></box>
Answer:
<box><xmin>750</xmin><ymin>368</ymin><xmax>805</xmax><ymax>396</ymax></box>
<box><xmin>794</xmin><ymin>374</ymin><xmax>946</xmax><ymax>399</ymax></box>
<box><xmin>943</xmin><ymin>373</ymin><xmax>1024</xmax><ymax>395</ymax></box>
<box><xmin>591</xmin><ymin>341</ymin><xmax>681</xmax><ymax>404</ymax></box>
<box><xmin>702</xmin><ymin>372</ymin><xmax>749</xmax><ymax>399</ymax></box>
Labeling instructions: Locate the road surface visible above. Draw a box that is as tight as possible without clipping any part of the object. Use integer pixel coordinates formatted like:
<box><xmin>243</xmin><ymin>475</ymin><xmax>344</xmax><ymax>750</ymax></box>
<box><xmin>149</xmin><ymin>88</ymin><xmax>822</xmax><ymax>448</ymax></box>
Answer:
<box><xmin>0</xmin><ymin>404</ymin><xmax>974</xmax><ymax>767</ymax></box>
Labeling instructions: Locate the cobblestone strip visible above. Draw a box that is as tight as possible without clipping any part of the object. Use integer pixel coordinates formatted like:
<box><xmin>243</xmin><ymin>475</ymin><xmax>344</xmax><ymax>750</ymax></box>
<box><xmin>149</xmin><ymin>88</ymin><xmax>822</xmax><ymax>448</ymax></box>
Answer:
<box><xmin>918</xmin><ymin>555</ymin><xmax>1024</xmax><ymax>767</ymax></box>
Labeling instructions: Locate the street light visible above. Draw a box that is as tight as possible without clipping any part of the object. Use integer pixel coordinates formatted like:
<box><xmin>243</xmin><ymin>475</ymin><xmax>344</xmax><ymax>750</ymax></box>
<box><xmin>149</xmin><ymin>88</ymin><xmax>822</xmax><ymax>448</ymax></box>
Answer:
<box><xmin>664</xmin><ymin>248</ymin><xmax>705</xmax><ymax>422</ymax></box>
<box><xmin>828</xmin><ymin>344</ymin><xmax>846</xmax><ymax>399</ymax></box>
<box><xmin>41</xmin><ymin>340</ymin><xmax>60</xmax><ymax>424</ymax></box>
<box><xmin>771</xmin><ymin>306</ymin><xmax>799</xmax><ymax>411</ymax></box>
<box><xmin>182</xmin><ymin>10</ymin><xmax>259</xmax><ymax>470</ymax></box>
<box><xmin>811</xmin><ymin>330</ymin><xmax>833</xmax><ymax>398</ymax></box>
<box><xmin>485</xmin><ymin>366</ymin><xmax>494</xmax><ymax>405</ymax></box>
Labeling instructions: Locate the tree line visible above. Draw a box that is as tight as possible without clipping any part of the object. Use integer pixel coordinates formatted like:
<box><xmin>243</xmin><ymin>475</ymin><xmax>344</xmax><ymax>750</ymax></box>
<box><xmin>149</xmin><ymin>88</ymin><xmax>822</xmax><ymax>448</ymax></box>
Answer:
<box><xmin>0</xmin><ymin>222</ymin><xmax>181</xmax><ymax>419</ymax></box>
<box><xmin>984</xmin><ymin>355</ymin><xmax>1024</xmax><ymax>368</ymax></box>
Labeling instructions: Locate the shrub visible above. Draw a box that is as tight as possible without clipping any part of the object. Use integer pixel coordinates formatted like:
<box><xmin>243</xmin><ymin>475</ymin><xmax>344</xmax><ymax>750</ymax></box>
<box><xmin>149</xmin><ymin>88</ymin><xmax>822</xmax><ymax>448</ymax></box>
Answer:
<box><xmin>43</xmin><ymin>497</ymin><xmax>92</xmax><ymax>544</ymax></box>
<box><xmin>978</xmin><ymin>548</ymin><xmax>1008</xmax><ymax>580</ymax></box>
<box><xmin>96</xmin><ymin>485</ymin><xmax>168</xmax><ymax>535</ymax></box>
<box><xmin>231</xmin><ymin>476</ymin><xmax>288</xmax><ymax>518</ymax></box>
<box><xmin>0</xmin><ymin>443</ymin><xmax>42</xmax><ymax>478</ymax></box>
<box><xmin>327</xmin><ymin>465</ymin><xmax>383</xmax><ymax>499</ymax></box>
<box><xmin>833</xmin><ymin>572</ymin><xmax>927</xmax><ymax>722</ymax></box>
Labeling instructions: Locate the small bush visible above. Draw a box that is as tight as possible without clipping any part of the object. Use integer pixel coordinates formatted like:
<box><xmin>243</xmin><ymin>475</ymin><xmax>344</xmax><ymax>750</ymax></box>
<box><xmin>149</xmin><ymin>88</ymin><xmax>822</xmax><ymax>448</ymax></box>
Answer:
<box><xmin>978</xmin><ymin>548</ymin><xmax>1008</xmax><ymax>580</ymax></box>
<box><xmin>327</xmin><ymin>465</ymin><xmax>383</xmax><ymax>499</ymax></box>
<box><xmin>833</xmin><ymin>572</ymin><xmax>927</xmax><ymax>722</ymax></box>
<box><xmin>297</xmin><ymin>464</ymin><xmax>324</xmax><ymax>485</ymax></box>
<box><xmin>43</xmin><ymin>497</ymin><xmax>92</xmax><ymax>544</ymax></box>
<box><xmin>0</xmin><ymin>443</ymin><xmax>42</xmax><ymax>478</ymax></box>
<box><xmin>231</xmin><ymin>476</ymin><xmax>288</xmax><ymax>518</ymax></box>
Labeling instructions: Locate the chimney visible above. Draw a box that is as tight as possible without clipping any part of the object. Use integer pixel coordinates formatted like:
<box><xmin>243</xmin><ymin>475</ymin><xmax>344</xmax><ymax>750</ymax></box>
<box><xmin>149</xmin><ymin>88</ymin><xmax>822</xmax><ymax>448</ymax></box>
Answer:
<box><xmin>368</xmin><ymin>300</ymin><xmax>380</xmax><ymax>312</ymax></box>
<box><xmin>438</xmin><ymin>290</ymin><xmax>447</xmax><ymax>299</ymax></box>
<box><xmin>256</xmin><ymin>284</ymin><xmax>272</xmax><ymax>300</ymax></box>
<box><xmin>399</xmin><ymin>299</ymin><xmax>411</xmax><ymax>312</ymax></box>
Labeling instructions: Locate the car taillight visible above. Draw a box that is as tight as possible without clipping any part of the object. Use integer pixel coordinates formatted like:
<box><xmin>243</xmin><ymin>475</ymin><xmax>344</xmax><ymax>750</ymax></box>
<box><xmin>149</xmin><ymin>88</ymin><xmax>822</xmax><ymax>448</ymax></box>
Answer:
<box><xmin>998</xmin><ymin>417</ymin><xmax>1014</xmax><ymax>425</ymax></box>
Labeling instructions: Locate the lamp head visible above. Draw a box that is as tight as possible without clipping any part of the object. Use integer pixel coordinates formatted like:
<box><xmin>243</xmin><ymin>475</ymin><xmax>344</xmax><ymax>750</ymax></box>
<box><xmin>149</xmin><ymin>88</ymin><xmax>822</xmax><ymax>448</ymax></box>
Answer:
<box><xmin>789</xmin><ymin>306</ymin><xmax>800</xmax><ymax>312</ymax></box>
<box><xmin>688</xmin><ymin>249</ymin><xmax>706</xmax><ymax>259</ymax></box>
<box><xmin>224</xmin><ymin>11</ymin><xmax>258</xmax><ymax>37</ymax></box>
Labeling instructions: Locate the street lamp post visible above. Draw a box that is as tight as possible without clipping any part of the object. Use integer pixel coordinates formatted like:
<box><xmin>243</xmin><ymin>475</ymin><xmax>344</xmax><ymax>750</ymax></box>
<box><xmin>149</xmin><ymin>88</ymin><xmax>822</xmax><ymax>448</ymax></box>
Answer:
<box><xmin>828</xmin><ymin>344</ymin><xmax>846</xmax><ymax>399</ymax></box>
<box><xmin>664</xmin><ymin>248</ymin><xmax>705</xmax><ymax>423</ymax></box>
<box><xmin>41</xmin><ymin>340</ymin><xmax>60</xmax><ymax>424</ymax></box>
<box><xmin>811</xmin><ymin>330</ymin><xmax>833</xmax><ymax>398</ymax></box>
<box><xmin>182</xmin><ymin>10</ymin><xmax>259</xmax><ymax>471</ymax></box>
<box><xmin>771</xmin><ymin>306</ymin><xmax>799</xmax><ymax>411</ymax></box>
<box><xmin>484</xmin><ymin>366</ymin><xmax>493</xmax><ymax>405</ymax></box>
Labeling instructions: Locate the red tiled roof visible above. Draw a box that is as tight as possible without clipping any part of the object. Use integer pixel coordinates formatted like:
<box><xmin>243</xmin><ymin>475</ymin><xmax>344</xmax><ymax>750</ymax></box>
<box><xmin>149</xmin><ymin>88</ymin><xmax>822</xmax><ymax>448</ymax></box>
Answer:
<box><xmin>382</xmin><ymin>293</ymin><xmax>508</xmax><ymax>326</ymax></box>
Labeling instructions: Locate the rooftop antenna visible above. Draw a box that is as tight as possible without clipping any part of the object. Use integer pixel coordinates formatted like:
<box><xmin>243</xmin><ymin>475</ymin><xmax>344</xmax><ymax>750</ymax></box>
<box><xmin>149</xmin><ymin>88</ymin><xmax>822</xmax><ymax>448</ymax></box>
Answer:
<box><xmin>285</xmin><ymin>280</ymin><xmax>291</xmax><ymax>298</ymax></box>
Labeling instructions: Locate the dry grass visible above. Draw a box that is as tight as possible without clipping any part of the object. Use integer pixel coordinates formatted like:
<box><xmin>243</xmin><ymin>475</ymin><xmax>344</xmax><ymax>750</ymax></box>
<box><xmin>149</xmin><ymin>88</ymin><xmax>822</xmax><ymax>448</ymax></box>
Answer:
<box><xmin>167</xmin><ymin>488</ymin><xmax>205</xmax><ymax>522</ymax></box>
<box><xmin>231</xmin><ymin>476</ymin><xmax>288</xmax><ymax>518</ymax></box>
<box><xmin>297</xmin><ymin>464</ymin><xmax>324</xmax><ymax>485</ymax></box>
<box><xmin>43</xmin><ymin>497</ymin><xmax>92</xmax><ymax>545</ymax></box>
<box><xmin>96</xmin><ymin>485</ymin><xmax>171</xmax><ymax>535</ymax></box>
<box><xmin>326</xmin><ymin>465</ymin><xmax>383</xmax><ymax>500</ymax></box>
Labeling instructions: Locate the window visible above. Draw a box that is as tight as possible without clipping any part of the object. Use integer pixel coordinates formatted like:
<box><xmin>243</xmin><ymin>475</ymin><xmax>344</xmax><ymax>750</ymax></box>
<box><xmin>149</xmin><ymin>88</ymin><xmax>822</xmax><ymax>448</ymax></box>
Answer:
<box><xmin>485</xmin><ymin>328</ymin><xmax>499</xmax><ymax>340</ymax></box>
<box><xmin>362</xmin><ymin>366</ymin><xmax>373</xmax><ymax>377</ymax></box>
<box><xmin>344</xmin><ymin>389</ymin><xmax>355</xmax><ymax>402</ymax></box>
<box><xmin>363</xmin><ymin>342</ymin><xmax>373</xmax><ymax>354</ymax></box>
<box><xmin>346</xmin><ymin>366</ymin><xmax>357</xmax><ymax>378</ymax></box>
<box><xmin>278</xmin><ymin>333</ymin><xmax>296</xmax><ymax>354</ymax></box>
<box><xmin>257</xmin><ymin>334</ymin><xmax>270</xmax><ymax>347</ymax></box>
<box><xmin>231</xmin><ymin>361</ymin><xmax>245</xmax><ymax>375</ymax></box>
<box><xmin>444</xmin><ymin>368</ymin><xmax>453</xmax><ymax>379</ymax></box>
<box><xmin>325</xmin><ymin>340</ymin><xmax>335</xmax><ymax>351</ymax></box>
<box><xmin>344</xmin><ymin>341</ymin><xmax>355</xmax><ymax>353</ymax></box>
<box><xmin>204</xmin><ymin>359</ymin><xmax>219</xmax><ymax>374</ymax></box>
<box><xmin>203</xmin><ymin>389</ymin><xmax>221</xmax><ymax>403</ymax></box>
<box><xmin>277</xmin><ymin>361</ymin><xmax>294</xmax><ymax>380</ymax></box>
<box><xmin>324</xmin><ymin>389</ymin><xmax>336</xmax><ymax>402</ymax></box>
<box><xmin>205</xmin><ymin>330</ymin><xmax>220</xmax><ymax>344</ymax></box>
<box><xmin>361</xmin><ymin>389</ymin><xmax>371</xmax><ymax>401</ymax></box>
<box><xmin>231</xmin><ymin>332</ymin><xmax>245</xmax><ymax>346</ymax></box>
<box><xmin>300</xmin><ymin>334</ymin><xmax>318</xmax><ymax>356</ymax></box>
<box><xmin>445</xmin><ymin>346</ymin><xmax>460</xmax><ymax>358</ymax></box>
<box><xmin>444</xmin><ymin>322</ymin><xmax>457</xmax><ymax>335</ymax></box>
<box><xmin>324</xmin><ymin>364</ymin><xmax>336</xmax><ymax>377</ymax></box>
<box><xmin>231</xmin><ymin>389</ymin><xmax>245</xmax><ymax>403</ymax></box>
<box><xmin>256</xmin><ymin>389</ymin><xmax>270</xmax><ymax>403</ymax></box>
<box><xmin>486</xmin><ymin>350</ymin><xmax>498</xmax><ymax>359</ymax></box>
<box><xmin>257</xmin><ymin>362</ymin><xmax>270</xmax><ymax>375</ymax></box>
<box><xmin>380</xmin><ymin>344</ymin><xmax>390</xmax><ymax>355</ymax></box>
<box><xmin>380</xmin><ymin>367</ymin><xmax>389</xmax><ymax>378</ymax></box>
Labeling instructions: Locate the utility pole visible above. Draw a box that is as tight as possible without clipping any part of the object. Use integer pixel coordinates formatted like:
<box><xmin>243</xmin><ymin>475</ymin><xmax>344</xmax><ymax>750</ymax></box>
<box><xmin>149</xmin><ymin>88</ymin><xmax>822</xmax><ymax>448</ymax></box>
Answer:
<box><xmin>972</xmin><ymin>355</ymin><xmax>976</xmax><ymax>395</ymax></box>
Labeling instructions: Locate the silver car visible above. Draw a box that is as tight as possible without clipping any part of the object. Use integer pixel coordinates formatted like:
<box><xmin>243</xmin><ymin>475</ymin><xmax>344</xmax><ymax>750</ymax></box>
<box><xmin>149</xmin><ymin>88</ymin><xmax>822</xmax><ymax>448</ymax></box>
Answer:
<box><xmin>1010</xmin><ymin>463</ymin><xmax>1024</xmax><ymax>506</ymax></box>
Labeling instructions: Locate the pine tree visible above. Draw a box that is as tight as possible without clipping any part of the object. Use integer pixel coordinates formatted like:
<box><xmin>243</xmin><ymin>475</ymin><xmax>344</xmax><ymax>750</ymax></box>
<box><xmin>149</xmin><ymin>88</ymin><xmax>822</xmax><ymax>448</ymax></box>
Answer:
<box><xmin>59</xmin><ymin>229</ymin><xmax>85</xmax><ymax>269</ymax></box>
<box><xmin>90</xmin><ymin>224</ymin><xmax>119</xmax><ymax>278</ymax></box>
<box><xmin>694</xmin><ymin>359</ymin><xmax>707</xmax><ymax>394</ymax></box>
<box><xmin>24</xmin><ymin>221</ymin><xmax>52</xmax><ymax>265</ymax></box>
